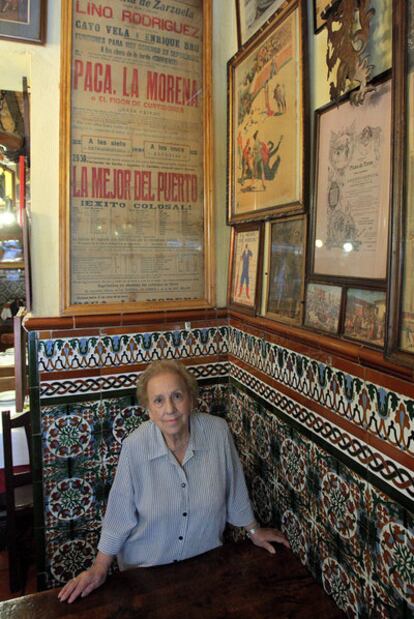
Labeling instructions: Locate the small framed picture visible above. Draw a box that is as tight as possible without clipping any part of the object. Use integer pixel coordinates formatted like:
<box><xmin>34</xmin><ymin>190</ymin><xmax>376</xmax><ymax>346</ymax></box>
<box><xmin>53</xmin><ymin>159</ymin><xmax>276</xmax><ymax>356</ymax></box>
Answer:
<box><xmin>0</xmin><ymin>0</ymin><xmax>46</xmax><ymax>44</ymax></box>
<box><xmin>228</xmin><ymin>223</ymin><xmax>263</xmax><ymax>314</ymax></box>
<box><xmin>304</xmin><ymin>282</ymin><xmax>342</xmax><ymax>334</ymax></box>
<box><xmin>344</xmin><ymin>288</ymin><xmax>386</xmax><ymax>347</ymax></box>
<box><xmin>235</xmin><ymin>0</ymin><xmax>286</xmax><ymax>46</ymax></box>
<box><xmin>265</xmin><ymin>215</ymin><xmax>305</xmax><ymax>325</ymax></box>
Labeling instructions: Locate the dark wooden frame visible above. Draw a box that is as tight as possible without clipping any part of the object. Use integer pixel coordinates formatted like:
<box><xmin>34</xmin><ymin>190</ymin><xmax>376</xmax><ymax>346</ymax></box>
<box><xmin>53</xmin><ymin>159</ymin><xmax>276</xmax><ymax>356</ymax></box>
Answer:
<box><xmin>0</xmin><ymin>0</ymin><xmax>46</xmax><ymax>44</ymax></box>
<box><xmin>228</xmin><ymin>0</ymin><xmax>308</xmax><ymax>224</ymax></box>
<box><xmin>264</xmin><ymin>214</ymin><xmax>306</xmax><ymax>326</ymax></box>
<box><xmin>309</xmin><ymin>72</ymin><xmax>392</xmax><ymax>286</ymax></box>
<box><xmin>228</xmin><ymin>222</ymin><xmax>264</xmax><ymax>316</ymax></box>
<box><xmin>386</xmin><ymin>0</ymin><xmax>414</xmax><ymax>366</ymax></box>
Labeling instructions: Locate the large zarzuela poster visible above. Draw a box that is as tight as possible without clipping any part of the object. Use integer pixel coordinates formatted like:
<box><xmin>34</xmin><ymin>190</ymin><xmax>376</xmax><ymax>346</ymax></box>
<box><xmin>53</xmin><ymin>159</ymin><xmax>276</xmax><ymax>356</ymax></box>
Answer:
<box><xmin>63</xmin><ymin>0</ymin><xmax>211</xmax><ymax>311</ymax></box>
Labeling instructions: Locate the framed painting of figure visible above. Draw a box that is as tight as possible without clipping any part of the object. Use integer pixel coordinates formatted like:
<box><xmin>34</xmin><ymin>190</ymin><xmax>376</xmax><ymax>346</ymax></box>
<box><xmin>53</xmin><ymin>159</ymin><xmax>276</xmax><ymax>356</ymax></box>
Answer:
<box><xmin>0</xmin><ymin>0</ymin><xmax>46</xmax><ymax>43</ymax></box>
<box><xmin>235</xmin><ymin>0</ymin><xmax>286</xmax><ymax>46</ymax></box>
<box><xmin>228</xmin><ymin>0</ymin><xmax>308</xmax><ymax>223</ymax></box>
<box><xmin>228</xmin><ymin>223</ymin><xmax>263</xmax><ymax>315</ymax></box>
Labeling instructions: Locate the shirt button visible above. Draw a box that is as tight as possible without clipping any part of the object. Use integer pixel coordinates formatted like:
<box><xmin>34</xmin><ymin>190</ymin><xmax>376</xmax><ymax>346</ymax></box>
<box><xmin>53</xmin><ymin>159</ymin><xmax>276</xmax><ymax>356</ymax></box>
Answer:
<box><xmin>182</xmin><ymin>512</ymin><xmax>187</xmax><ymax>517</ymax></box>
<box><xmin>178</xmin><ymin>536</ymin><xmax>183</xmax><ymax>541</ymax></box>
<box><xmin>181</xmin><ymin>483</ymin><xmax>186</xmax><ymax>488</ymax></box>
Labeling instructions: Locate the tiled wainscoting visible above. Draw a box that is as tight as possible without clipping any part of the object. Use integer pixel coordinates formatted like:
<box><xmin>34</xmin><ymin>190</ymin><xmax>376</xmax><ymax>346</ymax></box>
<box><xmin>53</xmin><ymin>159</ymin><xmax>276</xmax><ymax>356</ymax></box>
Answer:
<box><xmin>26</xmin><ymin>315</ymin><xmax>414</xmax><ymax>618</ymax></box>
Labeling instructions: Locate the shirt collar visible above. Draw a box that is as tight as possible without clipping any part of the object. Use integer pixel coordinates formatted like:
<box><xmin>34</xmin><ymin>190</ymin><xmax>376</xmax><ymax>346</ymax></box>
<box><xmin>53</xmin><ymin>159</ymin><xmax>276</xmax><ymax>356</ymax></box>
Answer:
<box><xmin>147</xmin><ymin>413</ymin><xmax>209</xmax><ymax>461</ymax></box>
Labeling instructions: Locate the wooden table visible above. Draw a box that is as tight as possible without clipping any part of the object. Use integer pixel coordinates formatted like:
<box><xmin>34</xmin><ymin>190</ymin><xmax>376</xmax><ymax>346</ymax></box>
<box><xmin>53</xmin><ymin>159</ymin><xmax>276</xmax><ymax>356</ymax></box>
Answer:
<box><xmin>0</xmin><ymin>541</ymin><xmax>345</xmax><ymax>618</ymax></box>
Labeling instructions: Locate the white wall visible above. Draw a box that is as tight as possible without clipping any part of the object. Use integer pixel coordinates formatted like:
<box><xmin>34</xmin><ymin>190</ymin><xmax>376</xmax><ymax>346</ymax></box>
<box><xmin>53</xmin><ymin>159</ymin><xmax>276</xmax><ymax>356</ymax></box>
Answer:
<box><xmin>0</xmin><ymin>2</ymin><xmax>61</xmax><ymax>317</ymax></box>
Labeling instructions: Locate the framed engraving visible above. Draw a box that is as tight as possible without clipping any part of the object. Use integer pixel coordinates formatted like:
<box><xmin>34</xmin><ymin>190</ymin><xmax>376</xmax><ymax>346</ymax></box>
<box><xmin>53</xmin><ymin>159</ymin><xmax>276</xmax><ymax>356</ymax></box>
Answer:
<box><xmin>235</xmin><ymin>0</ymin><xmax>286</xmax><ymax>46</ymax></box>
<box><xmin>312</xmin><ymin>77</ymin><xmax>392</xmax><ymax>281</ymax></box>
<box><xmin>265</xmin><ymin>215</ymin><xmax>305</xmax><ymax>325</ymax></box>
<box><xmin>304</xmin><ymin>282</ymin><xmax>342</xmax><ymax>334</ymax></box>
<box><xmin>344</xmin><ymin>288</ymin><xmax>385</xmax><ymax>348</ymax></box>
<box><xmin>0</xmin><ymin>0</ymin><xmax>46</xmax><ymax>44</ymax></box>
<box><xmin>228</xmin><ymin>223</ymin><xmax>263</xmax><ymax>314</ymax></box>
<box><xmin>228</xmin><ymin>0</ymin><xmax>307</xmax><ymax>223</ymax></box>
<box><xmin>60</xmin><ymin>0</ymin><xmax>214</xmax><ymax>314</ymax></box>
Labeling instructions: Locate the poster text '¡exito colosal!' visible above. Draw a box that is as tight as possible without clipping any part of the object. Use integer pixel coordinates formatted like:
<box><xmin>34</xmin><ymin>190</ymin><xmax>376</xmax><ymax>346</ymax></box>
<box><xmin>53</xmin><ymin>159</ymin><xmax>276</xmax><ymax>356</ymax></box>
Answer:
<box><xmin>72</xmin><ymin>166</ymin><xmax>198</xmax><ymax>202</ymax></box>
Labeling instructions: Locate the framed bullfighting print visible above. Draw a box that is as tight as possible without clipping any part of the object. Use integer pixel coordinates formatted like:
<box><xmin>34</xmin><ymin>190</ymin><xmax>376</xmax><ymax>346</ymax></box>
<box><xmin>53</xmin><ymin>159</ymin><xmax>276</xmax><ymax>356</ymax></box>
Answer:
<box><xmin>228</xmin><ymin>0</ymin><xmax>308</xmax><ymax>223</ymax></box>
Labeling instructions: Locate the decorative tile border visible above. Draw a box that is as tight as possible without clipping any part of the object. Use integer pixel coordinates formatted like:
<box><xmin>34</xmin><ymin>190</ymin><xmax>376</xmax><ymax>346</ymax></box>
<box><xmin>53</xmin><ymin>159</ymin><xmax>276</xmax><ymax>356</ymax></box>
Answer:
<box><xmin>38</xmin><ymin>326</ymin><xmax>229</xmax><ymax>372</ymax></box>
<box><xmin>229</xmin><ymin>363</ymin><xmax>414</xmax><ymax>505</ymax></box>
<box><xmin>39</xmin><ymin>362</ymin><xmax>230</xmax><ymax>400</ymax></box>
<box><xmin>228</xmin><ymin>326</ymin><xmax>414</xmax><ymax>455</ymax></box>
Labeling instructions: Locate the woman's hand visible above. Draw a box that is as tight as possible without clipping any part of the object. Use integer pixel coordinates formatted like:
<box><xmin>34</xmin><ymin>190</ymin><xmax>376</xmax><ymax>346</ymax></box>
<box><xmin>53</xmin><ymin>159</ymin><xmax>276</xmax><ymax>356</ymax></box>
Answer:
<box><xmin>248</xmin><ymin>527</ymin><xmax>290</xmax><ymax>555</ymax></box>
<box><xmin>58</xmin><ymin>552</ymin><xmax>112</xmax><ymax>604</ymax></box>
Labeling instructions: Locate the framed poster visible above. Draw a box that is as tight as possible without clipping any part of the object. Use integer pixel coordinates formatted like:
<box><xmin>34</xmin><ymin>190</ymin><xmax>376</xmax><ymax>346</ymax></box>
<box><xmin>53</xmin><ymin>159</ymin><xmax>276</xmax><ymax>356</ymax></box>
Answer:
<box><xmin>313</xmin><ymin>0</ymin><xmax>330</xmax><ymax>33</ymax></box>
<box><xmin>235</xmin><ymin>0</ymin><xmax>286</xmax><ymax>46</ymax></box>
<box><xmin>344</xmin><ymin>288</ymin><xmax>385</xmax><ymax>347</ymax></box>
<box><xmin>228</xmin><ymin>223</ymin><xmax>263</xmax><ymax>314</ymax></box>
<box><xmin>304</xmin><ymin>282</ymin><xmax>342</xmax><ymax>334</ymax></box>
<box><xmin>387</xmin><ymin>0</ymin><xmax>414</xmax><ymax>364</ymax></box>
<box><xmin>311</xmin><ymin>77</ymin><xmax>392</xmax><ymax>281</ymax></box>
<box><xmin>265</xmin><ymin>215</ymin><xmax>305</xmax><ymax>325</ymax></box>
<box><xmin>0</xmin><ymin>0</ymin><xmax>46</xmax><ymax>44</ymax></box>
<box><xmin>228</xmin><ymin>0</ymin><xmax>307</xmax><ymax>223</ymax></box>
<box><xmin>60</xmin><ymin>0</ymin><xmax>214</xmax><ymax>315</ymax></box>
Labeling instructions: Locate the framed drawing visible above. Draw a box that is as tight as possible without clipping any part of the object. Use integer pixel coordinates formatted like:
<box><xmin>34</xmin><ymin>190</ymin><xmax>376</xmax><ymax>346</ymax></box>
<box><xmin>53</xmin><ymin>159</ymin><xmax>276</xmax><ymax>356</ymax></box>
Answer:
<box><xmin>313</xmin><ymin>0</ymin><xmax>330</xmax><ymax>33</ymax></box>
<box><xmin>228</xmin><ymin>0</ymin><xmax>307</xmax><ymax>223</ymax></box>
<box><xmin>235</xmin><ymin>0</ymin><xmax>286</xmax><ymax>46</ymax></box>
<box><xmin>228</xmin><ymin>223</ymin><xmax>263</xmax><ymax>314</ymax></box>
<box><xmin>304</xmin><ymin>282</ymin><xmax>342</xmax><ymax>334</ymax></box>
<box><xmin>344</xmin><ymin>288</ymin><xmax>385</xmax><ymax>347</ymax></box>
<box><xmin>311</xmin><ymin>77</ymin><xmax>392</xmax><ymax>281</ymax></box>
<box><xmin>60</xmin><ymin>0</ymin><xmax>214</xmax><ymax>315</ymax></box>
<box><xmin>387</xmin><ymin>0</ymin><xmax>414</xmax><ymax>364</ymax></box>
<box><xmin>265</xmin><ymin>215</ymin><xmax>305</xmax><ymax>325</ymax></box>
<box><xmin>0</xmin><ymin>0</ymin><xmax>46</xmax><ymax>44</ymax></box>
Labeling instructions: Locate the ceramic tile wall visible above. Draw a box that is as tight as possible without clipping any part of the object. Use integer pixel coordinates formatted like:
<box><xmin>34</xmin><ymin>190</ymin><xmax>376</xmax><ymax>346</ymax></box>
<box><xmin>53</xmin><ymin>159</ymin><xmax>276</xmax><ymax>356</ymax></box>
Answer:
<box><xmin>28</xmin><ymin>322</ymin><xmax>413</xmax><ymax>617</ymax></box>
<box><xmin>227</xmin><ymin>381</ymin><xmax>413</xmax><ymax>619</ymax></box>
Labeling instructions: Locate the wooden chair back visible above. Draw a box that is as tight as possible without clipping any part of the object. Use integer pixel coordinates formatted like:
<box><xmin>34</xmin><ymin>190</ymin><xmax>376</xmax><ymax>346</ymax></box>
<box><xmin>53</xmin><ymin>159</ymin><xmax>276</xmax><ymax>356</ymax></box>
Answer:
<box><xmin>1</xmin><ymin>408</ymin><xmax>33</xmax><ymax>592</ymax></box>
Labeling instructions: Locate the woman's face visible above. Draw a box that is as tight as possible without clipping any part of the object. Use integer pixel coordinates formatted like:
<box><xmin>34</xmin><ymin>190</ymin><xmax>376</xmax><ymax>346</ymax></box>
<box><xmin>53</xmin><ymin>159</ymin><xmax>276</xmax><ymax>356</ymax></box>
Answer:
<box><xmin>146</xmin><ymin>371</ymin><xmax>192</xmax><ymax>439</ymax></box>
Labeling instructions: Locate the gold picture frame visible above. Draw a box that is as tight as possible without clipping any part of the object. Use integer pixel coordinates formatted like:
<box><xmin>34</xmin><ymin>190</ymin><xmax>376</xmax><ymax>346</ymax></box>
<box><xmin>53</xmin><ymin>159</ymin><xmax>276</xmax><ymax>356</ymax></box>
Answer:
<box><xmin>228</xmin><ymin>0</ymin><xmax>308</xmax><ymax>223</ymax></box>
<box><xmin>59</xmin><ymin>0</ymin><xmax>214</xmax><ymax>315</ymax></box>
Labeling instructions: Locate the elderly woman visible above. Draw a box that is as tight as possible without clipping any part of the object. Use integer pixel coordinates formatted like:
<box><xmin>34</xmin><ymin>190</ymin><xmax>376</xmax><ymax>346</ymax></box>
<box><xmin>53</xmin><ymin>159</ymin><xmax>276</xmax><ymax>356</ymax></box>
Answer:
<box><xmin>59</xmin><ymin>360</ymin><xmax>289</xmax><ymax>604</ymax></box>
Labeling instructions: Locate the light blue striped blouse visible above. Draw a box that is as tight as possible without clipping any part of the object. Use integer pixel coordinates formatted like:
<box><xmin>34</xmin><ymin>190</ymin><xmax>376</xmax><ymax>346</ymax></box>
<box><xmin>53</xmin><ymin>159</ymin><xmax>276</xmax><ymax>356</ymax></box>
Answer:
<box><xmin>98</xmin><ymin>413</ymin><xmax>255</xmax><ymax>569</ymax></box>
